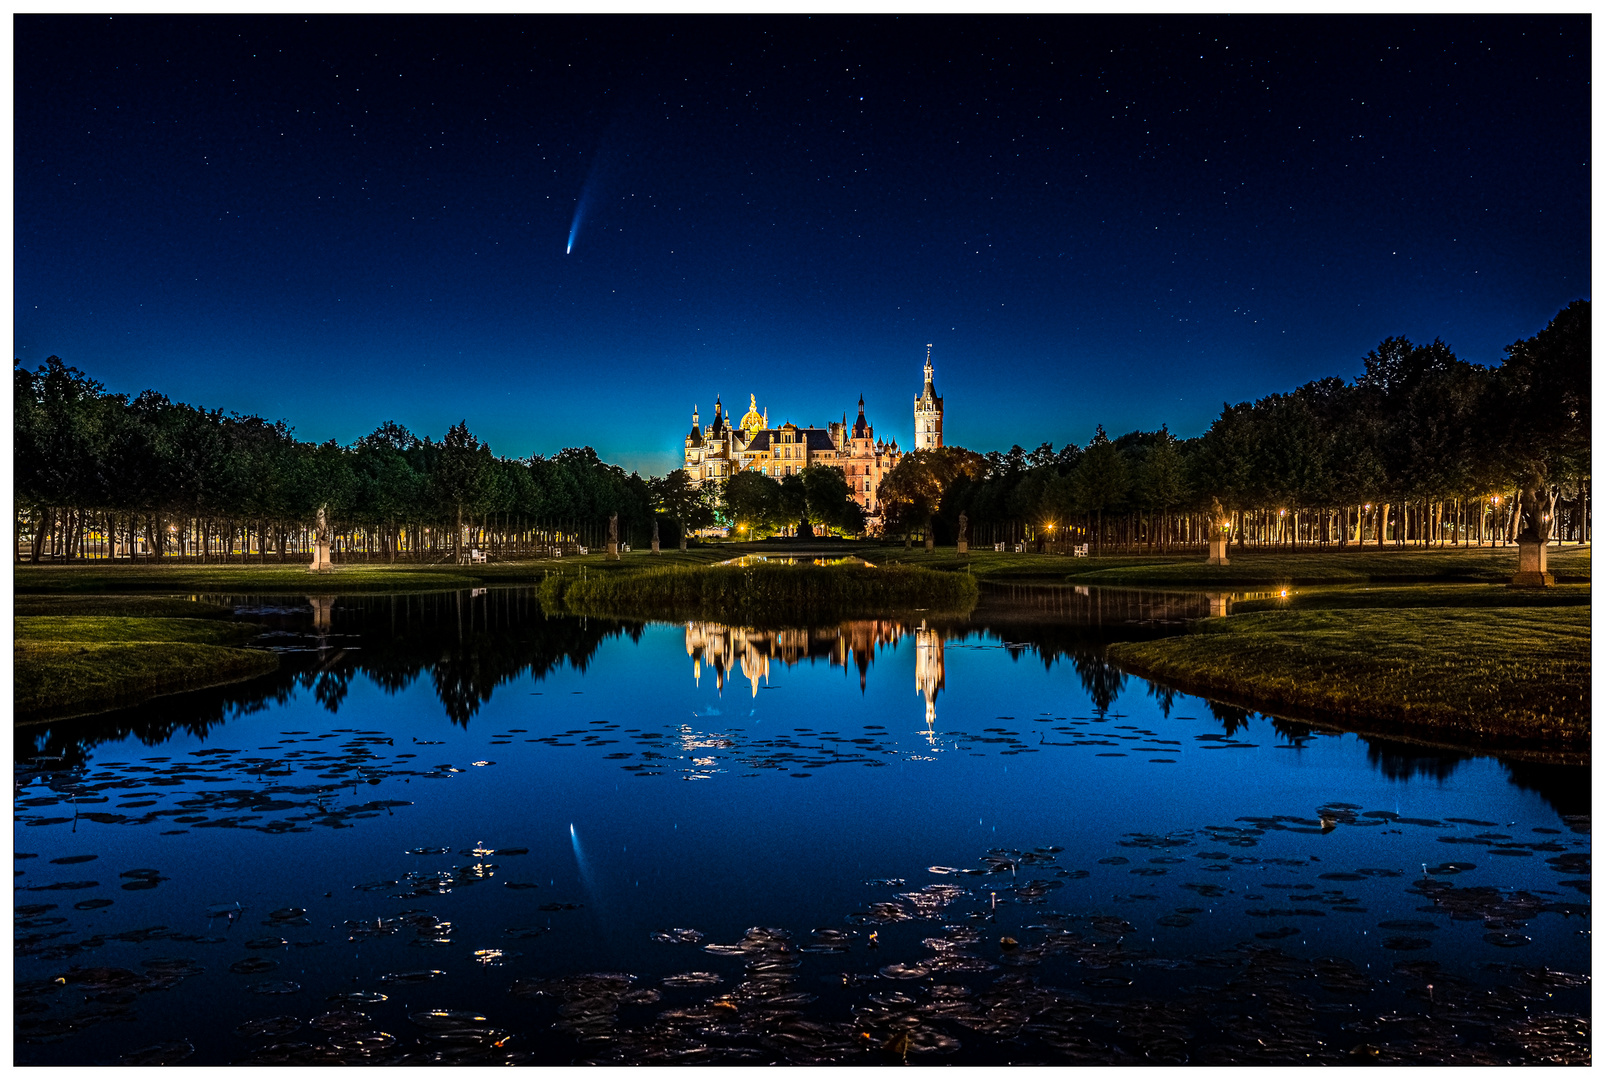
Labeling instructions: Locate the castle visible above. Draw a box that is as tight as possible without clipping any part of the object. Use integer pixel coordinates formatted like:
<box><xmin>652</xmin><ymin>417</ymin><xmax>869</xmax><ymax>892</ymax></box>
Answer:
<box><xmin>682</xmin><ymin>348</ymin><xmax>944</xmax><ymax>523</ymax></box>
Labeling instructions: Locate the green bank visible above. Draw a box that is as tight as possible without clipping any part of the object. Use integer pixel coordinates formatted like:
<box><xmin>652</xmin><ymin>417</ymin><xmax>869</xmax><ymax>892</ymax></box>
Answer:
<box><xmin>14</xmin><ymin>609</ymin><xmax>278</xmax><ymax>725</ymax></box>
<box><xmin>542</xmin><ymin>562</ymin><xmax>978</xmax><ymax>625</ymax></box>
<box><xmin>1108</xmin><ymin>601</ymin><xmax>1589</xmax><ymax>753</ymax></box>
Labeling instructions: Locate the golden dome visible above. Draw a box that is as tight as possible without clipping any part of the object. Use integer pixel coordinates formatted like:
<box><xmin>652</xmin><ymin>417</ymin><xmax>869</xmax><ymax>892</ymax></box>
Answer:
<box><xmin>739</xmin><ymin>393</ymin><xmax>766</xmax><ymax>433</ymax></box>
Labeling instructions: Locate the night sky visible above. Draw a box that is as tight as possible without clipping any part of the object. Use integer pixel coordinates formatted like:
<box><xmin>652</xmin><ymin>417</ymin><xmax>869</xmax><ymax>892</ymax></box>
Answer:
<box><xmin>15</xmin><ymin>15</ymin><xmax>1590</xmax><ymax>475</ymax></box>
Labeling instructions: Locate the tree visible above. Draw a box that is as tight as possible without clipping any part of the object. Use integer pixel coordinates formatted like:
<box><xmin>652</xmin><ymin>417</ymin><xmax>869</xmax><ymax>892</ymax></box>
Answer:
<box><xmin>1067</xmin><ymin>426</ymin><xmax>1129</xmax><ymax>552</ymax></box>
<box><xmin>1493</xmin><ymin>300</ymin><xmax>1590</xmax><ymax>542</ymax></box>
<box><xmin>777</xmin><ymin>473</ymin><xmax>810</xmax><ymax>537</ymax></box>
<box><xmin>722</xmin><ymin>470</ymin><xmax>780</xmax><ymax>537</ymax></box>
<box><xmin>801</xmin><ymin>464</ymin><xmax>862</xmax><ymax>535</ymax></box>
<box><xmin>651</xmin><ymin>469</ymin><xmax>716</xmax><ymax>549</ymax></box>
<box><xmin>878</xmin><ymin>446</ymin><xmax>988</xmax><ymax>544</ymax></box>
<box><xmin>1131</xmin><ymin>426</ymin><xmax>1190</xmax><ymax>548</ymax></box>
<box><xmin>435</xmin><ymin>421</ymin><xmax>496</xmax><ymax>563</ymax></box>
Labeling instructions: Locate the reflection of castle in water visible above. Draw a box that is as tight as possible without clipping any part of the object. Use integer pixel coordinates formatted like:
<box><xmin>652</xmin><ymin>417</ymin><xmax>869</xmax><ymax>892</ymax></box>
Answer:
<box><xmin>914</xmin><ymin>621</ymin><xmax>944</xmax><ymax>729</ymax></box>
<box><xmin>683</xmin><ymin>618</ymin><xmax>948</xmax><ymax>731</ymax></box>
<box><xmin>684</xmin><ymin>620</ymin><xmax>906</xmax><ymax>697</ymax></box>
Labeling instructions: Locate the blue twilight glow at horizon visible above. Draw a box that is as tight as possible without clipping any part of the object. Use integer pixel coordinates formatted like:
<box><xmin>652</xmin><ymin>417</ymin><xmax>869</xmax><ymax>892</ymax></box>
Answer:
<box><xmin>14</xmin><ymin>15</ymin><xmax>1590</xmax><ymax>476</ymax></box>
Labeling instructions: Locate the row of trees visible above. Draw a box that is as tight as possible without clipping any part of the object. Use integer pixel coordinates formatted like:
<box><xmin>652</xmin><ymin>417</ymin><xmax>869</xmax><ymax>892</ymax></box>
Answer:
<box><xmin>15</xmin><ymin>300</ymin><xmax>1588</xmax><ymax>560</ymax></box>
<box><xmin>14</xmin><ymin>360</ymin><xmax>691</xmax><ymax>562</ymax></box>
<box><xmin>875</xmin><ymin>301</ymin><xmax>1590</xmax><ymax>551</ymax></box>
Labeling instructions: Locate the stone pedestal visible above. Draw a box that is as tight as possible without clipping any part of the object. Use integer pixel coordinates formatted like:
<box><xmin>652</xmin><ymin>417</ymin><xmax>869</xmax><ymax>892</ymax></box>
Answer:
<box><xmin>652</xmin><ymin>539</ymin><xmax>660</xmax><ymax>554</ymax></box>
<box><xmin>925</xmin><ymin>534</ymin><xmax>935</xmax><ymax>553</ymax></box>
<box><xmin>1511</xmin><ymin>540</ymin><xmax>1554</xmax><ymax>587</ymax></box>
<box><xmin>308</xmin><ymin>540</ymin><xmax>332</xmax><ymax>572</ymax></box>
<box><xmin>1207</xmin><ymin>536</ymin><xmax>1229</xmax><ymax>566</ymax></box>
<box><xmin>608</xmin><ymin>541</ymin><xmax>620</xmax><ymax>560</ymax></box>
<box><xmin>308</xmin><ymin>595</ymin><xmax>334</xmax><ymax>632</ymax></box>
<box><xmin>1205</xmin><ymin>592</ymin><xmax>1230</xmax><ymax>617</ymax></box>
<box><xmin>956</xmin><ymin>539</ymin><xmax>968</xmax><ymax>555</ymax></box>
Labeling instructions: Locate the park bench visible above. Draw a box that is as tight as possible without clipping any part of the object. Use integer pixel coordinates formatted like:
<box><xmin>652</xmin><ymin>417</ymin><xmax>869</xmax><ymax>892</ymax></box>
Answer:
<box><xmin>1073</xmin><ymin>543</ymin><xmax>1088</xmax><ymax>557</ymax></box>
<box><xmin>468</xmin><ymin>548</ymin><xmax>487</xmax><ymax>564</ymax></box>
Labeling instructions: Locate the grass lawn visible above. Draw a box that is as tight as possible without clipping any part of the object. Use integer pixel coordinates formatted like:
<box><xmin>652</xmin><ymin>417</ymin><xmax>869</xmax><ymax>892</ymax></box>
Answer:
<box><xmin>13</xmin><ymin>594</ymin><xmax>234</xmax><ymax>618</ymax></box>
<box><xmin>14</xmin><ymin>613</ymin><xmax>278</xmax><ymax>724</ymax></box>
<box><xmin>1231</xmin><ymin>583</ymin><xmax>1592</xmax><ymax>613</ymax></box>
<box><xmin>1064</xmin><ymin>545</ymin><xmax>1591</xmax><ymax>587</ymax></box>
<box><xmin>546</xmin><ymin>562</ymin><xmax>979</xmax><ymax>625</ymax></box>
<box><xmin>18</xmin><ymin>542</ymin><xmax>1585</xmax><ymax>593</ymax></box>
<box><xmin>1107</xmin><ymin>605</ymin><xmax>1589</xmax><ymax>750</ymax></box>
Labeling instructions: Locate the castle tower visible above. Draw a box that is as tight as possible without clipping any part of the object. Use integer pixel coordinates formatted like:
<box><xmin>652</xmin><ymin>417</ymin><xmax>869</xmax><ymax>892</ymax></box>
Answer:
<box><xmin>914</xmin><ymin>345</ymin><xmax>944</xmax><ymax>451</ymax></box>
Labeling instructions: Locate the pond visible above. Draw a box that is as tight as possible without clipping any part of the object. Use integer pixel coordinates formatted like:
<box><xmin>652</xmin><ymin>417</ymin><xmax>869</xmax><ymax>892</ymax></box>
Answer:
<box><xmin>14</xmin><ymin>585</ymin><xmax>1590</xmax><ymax>1065</ymax></box>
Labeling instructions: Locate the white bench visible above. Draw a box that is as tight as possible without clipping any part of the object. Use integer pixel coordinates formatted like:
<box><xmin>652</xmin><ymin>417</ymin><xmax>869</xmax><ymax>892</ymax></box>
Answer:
<box><xmin>468</xmin><ymin>548</ymin><xmax>487</xmax><ymax>564</ymax></box>
<box><xmin>994</xmin><ymin>542</ymin><xmax>1005</xmax><ymax>552</ymax></box>
<box><xmin>1073</xmin><ymin>543</ymin><xmax>1088</xmax><ymax>557</ymax></box>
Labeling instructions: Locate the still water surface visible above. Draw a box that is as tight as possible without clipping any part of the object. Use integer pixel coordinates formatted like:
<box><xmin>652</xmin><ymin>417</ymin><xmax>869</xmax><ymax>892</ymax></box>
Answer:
<box><xmin>14</xmin><ymin>586</ymin><xmax>1590</xmax><ymax>1065</ymax></box>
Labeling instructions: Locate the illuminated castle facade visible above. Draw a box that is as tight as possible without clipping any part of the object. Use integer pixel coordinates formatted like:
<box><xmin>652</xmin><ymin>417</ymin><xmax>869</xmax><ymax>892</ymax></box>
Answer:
<box><xmin>682</xmin><ymin>350</ymin><xmax>946</xmax><ymax>522</ymax></box>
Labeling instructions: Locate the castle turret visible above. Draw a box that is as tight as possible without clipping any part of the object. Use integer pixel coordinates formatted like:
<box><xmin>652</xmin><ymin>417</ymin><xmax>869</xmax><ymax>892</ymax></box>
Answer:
<box><xmin>914</xmin><ymin>346</ymin><xmax>943</xmax><ymax>451</ymax></box>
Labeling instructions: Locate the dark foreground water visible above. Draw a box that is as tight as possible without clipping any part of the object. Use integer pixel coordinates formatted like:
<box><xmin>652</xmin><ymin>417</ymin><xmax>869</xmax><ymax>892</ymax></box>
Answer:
<box><xmin>14</xmin><ymin>586</ymin><xmax>1590</xmax><ymax>1065</ymax></box>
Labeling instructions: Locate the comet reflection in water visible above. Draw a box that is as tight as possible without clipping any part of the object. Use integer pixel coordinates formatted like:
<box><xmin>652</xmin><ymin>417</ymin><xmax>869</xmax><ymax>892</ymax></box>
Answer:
<box><xmin>569</xmin><ymin>822</ymin><xmax>598</xmax><ymax>902</ymax></box>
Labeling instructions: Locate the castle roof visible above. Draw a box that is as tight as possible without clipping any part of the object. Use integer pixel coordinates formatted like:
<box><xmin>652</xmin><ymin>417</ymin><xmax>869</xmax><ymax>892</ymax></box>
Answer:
<box><xmin>852</xmin><ymin>395</ymin><xmax>871</xmax><ymax>438</ymax></box>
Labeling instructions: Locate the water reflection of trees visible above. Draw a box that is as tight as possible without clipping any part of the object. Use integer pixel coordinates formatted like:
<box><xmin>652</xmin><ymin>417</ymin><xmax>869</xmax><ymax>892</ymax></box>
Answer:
<box><xmin>21</xmin><ymin>587</ymin><xmax>1588</xmax><ymax>820</ymax></box>
<box><xmin>21</xmin><ymin>590</ymin><xmax>631</xmax><ymax>760</ymax></box>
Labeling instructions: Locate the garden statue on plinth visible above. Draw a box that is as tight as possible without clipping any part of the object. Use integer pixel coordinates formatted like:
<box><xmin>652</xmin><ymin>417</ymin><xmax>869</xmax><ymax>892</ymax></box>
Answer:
<box><xmin>1511</xmin><ymin>488</ymin><xmax>1555</xmax><ymax>586</ymax></box>
<box><xmin>956</xmin><ymin>511</ymin><xmax>968</xmax><ymax>555</ymax></box>
<box><xmin>651</xmin><ymin>517</ymin><xmax>660</xmax><ymax>555</ymax></box>
<box><xmin>608</xmin><ymin>512</ymin><xmax>620</xmax><ymax>559</ymax></box>
<box><xmin>1207</xmin><ymin>497</ymin><xmax>1230</xmax><ymax>566</ymax></box>
<box><xmin>308</xmin><ymin>504</ymin><xmax>333</xmax><ymax>572</ymax></box>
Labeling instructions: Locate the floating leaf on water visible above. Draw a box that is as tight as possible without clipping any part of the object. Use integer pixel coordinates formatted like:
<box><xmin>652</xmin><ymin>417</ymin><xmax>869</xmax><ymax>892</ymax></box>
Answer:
<box><xmin>310</xmin><ymin>1009</ymin><xmax>372</xmax><ymax>1032</ymax></box>
<box><xmin>246</xmin><ymin>937</ymin><xmax>289</xmax><ymax>950</ymax></box>
<box><xmin>328</xmin><ymin>991</ymin><xmax>389</xmax><ymax>1004</ymax></box>
<box><xmin>472</xmin><ymin>949</ymin><xmax>506</xmax><ymax>965</ymax></box>
<box><xmin>379</xmin><ymin>970</ymin><xmax>447</xmax><ymax>983</ymax></box>
<box><xmin>1483</xmin><ymin>932</ymin><xmax>1531</xmax><ymax>948</ymax></box>
<box><xmin>503</xmin><ymin>927</ymin><xmax>547</xmax><ymax>940</ymax></box>
<box><xmin>231</xmin><ymin>958</ymin><xmax>280</xmax><ymax>974</ymax></box>
<box><xmin>353</xmin><ymin>880</ymin><xmax>400</xmax><ymax>892</ymax></box>
<box><xmin>74</xmin><ymin>898</ymin><xmax>114</xmax><ymax>910</ymax></box>
<box><xmin>650</xmin><ymin>928</ymin><xmax>706</xmax><ymax>944</ymax></box>
<box><xmin>119</xmin><ymin>1041</ymin><xmax>194</xmax><ymax>1065</ymax></box>
<box><xmin>537</xmin><ymin>902</ymin><xmax>582</xmax><ymax>912</ymax></box>
<box><xmin>1255</xmin><ymin>926</ymin><xmax>1300</xmax><ymax>940</ymax></box>
<box><xmin>268</xmin><ymin>908</ymin><xmax>308</xmax><ymax>922</ymax></box>
<box><xmin>495</xmin><ymin>848</ymin><xmax>529</xmax><ymax>856</ymax></box>
<box><xmin>1377</xmin><ymin>921</ymin><xmax>1439</xmax><ymax>932</ymax></box>
<box><xmin>247</xmin><ymin>980</ymin><xmax>303</xmax><ymax>994</ymax></box>
<box><xmin>405</xmin><ymin>847</ymin><xmax>451</xmax><ymax>856</ymax></box>
<box><xmin>1157</xmin><ymin>915</ymin><xmax>1194</xmax><ymax>928</ymax></box>
<box><xmin>1382</xmin><ymin>936</ymin><xmax>1433</xmax><ymax>951</ymax></box>
<box><xmin>410</xmin><ymin>1008</ymin><xmax>490</xmax><ymax>1028</ymax></box>
<box><xmin>878</xmin><ymin>963</ymin><xmax>931</xmax><ymax>979</ymax></box>
<box><xmin>503</xmin><ymin>882</ymin><xmax>540</xmax><ymax>890</ymax></box>
<box><xmin>234</xmin><ymin>1015</ymin><xmax>303</xmax><ymax>1038</ymax></box>
<box><xmin>662</xmin><ymin>971</ymin><xmax>723</xmax><ymax>987</ymax></box>
<box><xmin>206</xmin><ymin>903</ymin><xmax>244</xmax><ymax>918</ymax></box>
<box><xmin>50</xmin><ymin>855</ymin><xmax>98</xmax><ymax>865</ymax></box>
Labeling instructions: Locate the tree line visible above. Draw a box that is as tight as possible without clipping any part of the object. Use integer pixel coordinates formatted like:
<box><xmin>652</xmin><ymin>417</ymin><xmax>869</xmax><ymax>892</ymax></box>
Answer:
<box><xmin>14</xmin><ymin>300</ymin><xmax>1588</xmax><ymax>561</ymax></box>
<box><xmin>14</xmin><ymin>361</ymin><xmax>681</xmax><ymax>562</ymax></box>
<box><xmin>877</xmin><ymin>300</ymin><xmax>1590</xmax><ymax>552</ymax></box>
